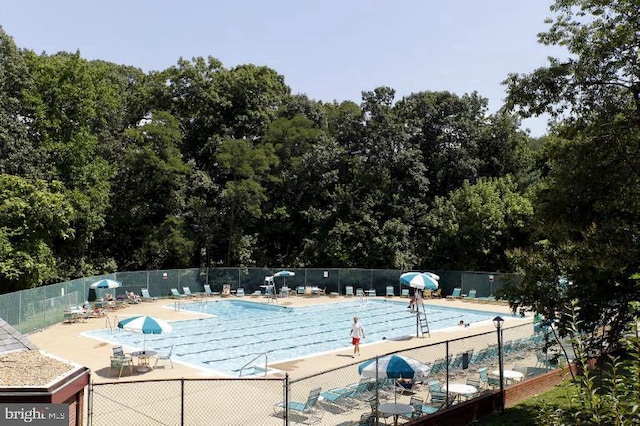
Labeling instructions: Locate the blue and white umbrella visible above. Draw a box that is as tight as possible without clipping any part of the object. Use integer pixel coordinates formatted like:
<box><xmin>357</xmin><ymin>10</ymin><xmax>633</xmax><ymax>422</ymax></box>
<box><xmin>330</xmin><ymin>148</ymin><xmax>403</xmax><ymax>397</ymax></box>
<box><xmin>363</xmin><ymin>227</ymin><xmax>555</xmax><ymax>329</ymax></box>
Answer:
<box><xmin>89</xmin><ymin>279</ymin><xmax>122</xmax><ymax>289</ymax></box>
<box><xmin>400</xmin><ymin>272</ymin><xmax>439</xmax><ymax>291</ymax></box>
<box><xmin>358</xmin><ymin>354</ymin><xmax>430</xmax><ymax>380</ymax></box>
<box><xmin>117</xmin><ymin>315</ymin><xmax>173</xmax><ymax>352</ymax></box>
<box><xmin>274</xmin><ymin>270</ymin><xmax>295</xmax><ymax>287</ymax></box>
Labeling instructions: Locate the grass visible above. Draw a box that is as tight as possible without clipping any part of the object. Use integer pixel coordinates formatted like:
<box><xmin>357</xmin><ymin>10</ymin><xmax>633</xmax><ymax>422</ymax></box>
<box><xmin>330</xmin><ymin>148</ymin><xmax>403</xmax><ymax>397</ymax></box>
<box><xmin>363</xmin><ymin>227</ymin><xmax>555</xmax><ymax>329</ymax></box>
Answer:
<box><xmin>476</xmin><ymin>379</ymin><xmax>579</xmax><ymax>425</ymax></box>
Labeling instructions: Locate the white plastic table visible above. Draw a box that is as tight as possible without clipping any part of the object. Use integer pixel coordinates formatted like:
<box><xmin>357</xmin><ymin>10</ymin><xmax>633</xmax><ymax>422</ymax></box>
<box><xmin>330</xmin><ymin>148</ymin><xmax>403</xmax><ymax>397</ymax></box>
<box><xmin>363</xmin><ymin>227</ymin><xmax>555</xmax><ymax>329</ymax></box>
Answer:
<box><xmin>378</xmin><ymin>402</ymin><xmax>414</xmax><ymax>426</ymax></box>
<box><xmin>442</xmin><ymin>383</ymin><xmax>477</xmax><ymax>403</ymax></box>
<box><xmin>492</xmin><ymin>369</ymin><xmax>524</xmax><ymax>383</ymax></box>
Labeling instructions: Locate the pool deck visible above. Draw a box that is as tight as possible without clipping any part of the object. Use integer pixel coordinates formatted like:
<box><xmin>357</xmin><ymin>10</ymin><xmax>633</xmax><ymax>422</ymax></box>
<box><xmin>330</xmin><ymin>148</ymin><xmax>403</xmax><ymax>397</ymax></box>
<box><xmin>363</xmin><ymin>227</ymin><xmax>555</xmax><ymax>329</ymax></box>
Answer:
<box><xmin>27</xmin><ymin>295</ymin><xmax>526</xmax><ymax>384</ymax></box>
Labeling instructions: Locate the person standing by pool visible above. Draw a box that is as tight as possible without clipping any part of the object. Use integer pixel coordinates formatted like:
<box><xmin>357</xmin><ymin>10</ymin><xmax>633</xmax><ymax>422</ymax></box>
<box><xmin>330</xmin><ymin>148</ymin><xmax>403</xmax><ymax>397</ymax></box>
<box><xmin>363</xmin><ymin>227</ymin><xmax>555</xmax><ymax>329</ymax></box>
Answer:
<box><xmin>350</xmin><ymin>316</ymin><xmax>365</xmax><ymax>358</ymax></box>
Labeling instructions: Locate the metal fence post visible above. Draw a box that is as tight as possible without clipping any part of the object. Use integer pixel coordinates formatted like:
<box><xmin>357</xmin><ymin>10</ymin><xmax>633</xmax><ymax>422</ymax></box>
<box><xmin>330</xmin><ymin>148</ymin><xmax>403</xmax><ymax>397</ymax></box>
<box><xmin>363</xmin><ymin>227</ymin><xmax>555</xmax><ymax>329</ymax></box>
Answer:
<box><xmin>284</xmin><ymin>373</ymin><xmax>289</xmax><ymax>426</ymax></box>
<box><xmin>445</xmin><ymin>340</ymin><xmax>450</xmax><ymax>407</ymax></box>
<box><xmin>181</xmin><ymin>378</ymin><xmax>185</xmax><ymax>426</ymax></box>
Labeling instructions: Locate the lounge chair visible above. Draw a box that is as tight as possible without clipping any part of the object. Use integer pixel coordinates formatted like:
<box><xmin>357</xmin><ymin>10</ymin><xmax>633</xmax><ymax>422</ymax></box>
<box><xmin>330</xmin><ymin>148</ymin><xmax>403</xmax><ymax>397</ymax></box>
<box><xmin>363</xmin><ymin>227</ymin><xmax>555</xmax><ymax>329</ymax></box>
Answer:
<box><xmin>446</xmin><ymin>287</ymin><xmax>462</xmax><ymax>299</ymax></box>
<box><xmin>430</xmin><ymin>288</ymin><xmax>442</xmax><ymax>298</ymax></box>
<box><xmin>141</xmin><ymin>288</ymin><xmax>157</xmax><ymax>301</ymax></box>
<box><xmin>345</xmin><ymin>286</ymin><xmax>354</xmax><ymax>297</ymax></box>
<box><xmin>251</xmin><ymin>290</ymin><xmax>262</xmax><ymax>297</ymax></box>
<box><xmin>296</xmin><ymin>286</ymin><xmax>305</xmax><ymax>296</ymax></box>
<box><xmin>464</xmin><ymin>289</ymin><xmax>477</xmax><ymax>300</ymax></box>
<box><xmin>236</xmin><ymin>288</ymin><xmax>245</xmax><ymax>297</ymax></box>
<box><xmin>154</xmin><ymin>345</ymin><xmax>174</xmax><ymax>369</ymax></box>
<box><xmin>355</xmin><ymin>288</ymin><xmax>365</xmax><ymax>297</ymax></box>
<box><xmin>385</xmin><ymin>286</ymin><xmax>394</xmax><ymax>297</ymax></box>
<box><xmin>221</xmin><ymin>284</ymin><xmax>231</xmax><ymax>298</ymax></box>
<box><xmin>280</xmin><ymin>286</ymin><xmax>291</xmax><ymax>297</ymax></box>
<box><xmin>273</xmin><ymin>387</ymin><xmax>324</xmax><ymax>423</ymax></box>
<box><xmin>170</xmin><ymin>288</ymin><xmax>187</xmax><ymax>298</ymax></box>
<box><xmin>182</xmin><ymin>286</ymin><xmax>197</xmax><ymax>297</ymax></box>
<box><xmin>109</xmin><ymin>356</ymin><xmax>133</xmax><ymax>378</ymax></box>
<box><xmin>203</xmin><ymin>284</ymin><xmax>219</xmax><ymax>296</ymax></box>
<box><xmin>401</xmin><ymin>288</ymin><xmax>410</xmax><ymax>297</ymax></box>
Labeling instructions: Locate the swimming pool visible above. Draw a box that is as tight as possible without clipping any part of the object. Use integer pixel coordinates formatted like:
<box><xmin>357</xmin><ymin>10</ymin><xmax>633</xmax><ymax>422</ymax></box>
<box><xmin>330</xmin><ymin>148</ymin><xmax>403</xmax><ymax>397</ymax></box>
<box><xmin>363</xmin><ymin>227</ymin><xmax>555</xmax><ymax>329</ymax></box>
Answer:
<box><xmin>85</xmin><ymin>299</ymin><xmax>502</xmax><ymax>377</ymax></box>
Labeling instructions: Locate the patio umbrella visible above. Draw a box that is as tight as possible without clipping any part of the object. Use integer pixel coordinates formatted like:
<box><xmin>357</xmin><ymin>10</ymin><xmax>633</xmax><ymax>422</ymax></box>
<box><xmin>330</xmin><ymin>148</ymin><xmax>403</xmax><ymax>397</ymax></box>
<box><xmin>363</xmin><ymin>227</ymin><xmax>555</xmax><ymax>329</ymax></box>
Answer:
<box><xmin>117</xmin><ymin>315</ymin><xmax>173</xmax><ymax>353</ymax></box>
<box><xmin>273</xmin><ymin>270</ymin><xmax>295</xmax><ymax>287</ymax></box>
<box><xmin>400</xmin><ymin>272</ymin><xmax>439</xmax><ymax>291</ymax></box>
<box><xmin>89</xmin><ymin>279</ymin><xmax>122</xmax><ymax>289</ymax></box>
<box><xmin>358</xmin><ymin>354</ymin><xmax>430</xmax><ymax>381</ymax></box>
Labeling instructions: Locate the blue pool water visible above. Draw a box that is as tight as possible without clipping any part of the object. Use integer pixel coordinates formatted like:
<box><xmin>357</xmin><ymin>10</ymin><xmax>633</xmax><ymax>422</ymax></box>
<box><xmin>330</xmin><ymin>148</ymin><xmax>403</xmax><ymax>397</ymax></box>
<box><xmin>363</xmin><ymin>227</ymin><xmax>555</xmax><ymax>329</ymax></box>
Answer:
<box><xmin>85</xmin><ymin>299</ymin><xmax>502</xmax><ymax>377</ymax></box>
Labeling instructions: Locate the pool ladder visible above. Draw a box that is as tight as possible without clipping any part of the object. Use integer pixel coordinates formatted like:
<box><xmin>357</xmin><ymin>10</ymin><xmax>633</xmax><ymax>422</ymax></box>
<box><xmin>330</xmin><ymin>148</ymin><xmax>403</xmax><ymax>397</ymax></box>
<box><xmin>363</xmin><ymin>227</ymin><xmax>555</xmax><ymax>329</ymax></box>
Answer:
<box><xmin>238</xmin><ymin>352</ymin><xmax>268</xmax><ymax>377</ymax></box>
<box><xmin>417</xmin><ymin>302</ymin><xmax>430</xmax><ymax>338</ymax></box>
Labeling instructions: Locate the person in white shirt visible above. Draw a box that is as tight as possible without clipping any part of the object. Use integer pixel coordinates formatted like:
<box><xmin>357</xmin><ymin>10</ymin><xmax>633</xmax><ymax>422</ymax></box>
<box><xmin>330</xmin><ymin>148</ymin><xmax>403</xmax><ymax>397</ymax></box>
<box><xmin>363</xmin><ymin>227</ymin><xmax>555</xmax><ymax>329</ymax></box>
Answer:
<box><xmin>350</xmin><ymin>316</ymin><xmax>365</xmax><ymax>357</ymax></box>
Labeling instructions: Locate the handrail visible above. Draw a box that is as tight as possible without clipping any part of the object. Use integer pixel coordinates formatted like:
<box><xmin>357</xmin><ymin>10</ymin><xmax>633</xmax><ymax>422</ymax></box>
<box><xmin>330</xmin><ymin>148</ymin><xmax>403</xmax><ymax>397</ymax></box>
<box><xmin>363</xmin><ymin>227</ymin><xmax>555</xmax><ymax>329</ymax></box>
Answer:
<box><xmin>238</xmin><ymin>352</ymin><xmax>268</xmax><ymax>377</ymax></box>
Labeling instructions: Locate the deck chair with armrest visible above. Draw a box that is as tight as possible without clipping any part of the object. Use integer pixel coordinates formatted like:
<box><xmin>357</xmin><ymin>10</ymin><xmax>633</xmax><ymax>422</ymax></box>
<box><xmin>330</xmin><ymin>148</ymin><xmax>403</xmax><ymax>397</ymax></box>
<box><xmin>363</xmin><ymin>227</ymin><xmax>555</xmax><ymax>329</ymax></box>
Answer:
<box><xmin>430</xmin><ymin>288</ymin><xmax>442</xmax><ymax>298</ymax></box>
<box><xmin>170</xmin><ymin>288</ymin><xmax>187</xmax><ymax>299</ymax></box>
<box><xmin>401</xmin><ymin>288</ymin><xmax>410</xmax><ymax>297</ymax></box>
<box><xmin>236</xmin><ymin>288</ymin><xmax>245</xmax><ymax>297</ymax></box>
<box><xmin>154</xmin><ymin>345</ymin><xmax>174</xmax><ymax>369</ymax></box>
<box><xmin>345</xmin><ymin>286</ymin><xmax>354</xmax><ymax>297</ymax></box>
<box><xmin>385</xmin><ymin>286</ymin><xmax>394</xmax><ymax>297</ymax></box>
<box><xmin>355</xmin><ymin>288</ymin><xmax>365</xmax><ymax>297</ymax></box>
<box><xmin>109</xmin><ymin>356</ymin><xmax>133</xmax><ymax>378</ymax></box>
<box><xmin>140</xmin><ymin>288</ymin><xmax>157</xmax><ymax>301</ymax></box>
<box><xmin>273</xmin><ymin>387</ymin><xmax>324</xmax><ymax>423</ymax></box>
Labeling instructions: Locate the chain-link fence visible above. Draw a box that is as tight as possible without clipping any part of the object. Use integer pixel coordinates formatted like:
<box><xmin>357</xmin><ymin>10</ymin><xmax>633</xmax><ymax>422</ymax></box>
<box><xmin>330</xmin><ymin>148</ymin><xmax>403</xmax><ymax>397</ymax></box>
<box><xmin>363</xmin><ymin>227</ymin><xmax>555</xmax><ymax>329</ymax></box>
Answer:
<box><xmin>2</xmin><ymin>268</ymin><xmax>512</xmax><ymax>335</ymax></box>
<box><xmin>89</xmin><ymin>322</ymin><xmax>568</xmax><ymax>425</ymax></box>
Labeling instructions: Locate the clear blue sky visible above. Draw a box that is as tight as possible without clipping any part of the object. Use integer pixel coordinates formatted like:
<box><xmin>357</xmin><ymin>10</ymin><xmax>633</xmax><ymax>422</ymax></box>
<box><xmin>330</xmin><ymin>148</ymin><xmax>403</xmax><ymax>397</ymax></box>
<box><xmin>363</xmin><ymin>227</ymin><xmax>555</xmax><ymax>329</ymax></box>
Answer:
<box><xmin>1</xmin><ymin>0</ymin><xmax>564</xmax><ymax>136</ymax></box>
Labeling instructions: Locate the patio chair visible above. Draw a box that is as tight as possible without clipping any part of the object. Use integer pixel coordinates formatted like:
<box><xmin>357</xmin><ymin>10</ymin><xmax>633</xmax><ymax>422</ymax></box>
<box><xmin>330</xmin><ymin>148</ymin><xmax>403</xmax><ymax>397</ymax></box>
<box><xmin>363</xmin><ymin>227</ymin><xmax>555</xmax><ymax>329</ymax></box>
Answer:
<box><xmin>296</xmin><ymin>286</ymin><xmax>305</xmax><ymax>296</ymax></box>
<box><xmin>464</xmin><ymin>289</ymin><xmax>477</xmax><ymax>300</ymax></box>
<box><xmin>355</xmin><ymin>288</ymin><xmax>365</xmax><ymax>297</ymax></box>
<box><xmin>273</xmin><ymin>387</ymin><xmax>324</xmax><ymax>423</ymax></box>
<box><xmin>251</xmin><ymin>290</ymin><xmax>262</xmax><ymax>297</ymax></box>
<box><xmin>140</xmin><ymin>288</ymin><xmax>157</xmax><ymax>301</ymax></box>
<box><xmin>345</xmin><ymin>286</ymin><xmax>354</xmax><ymax>297</ymax></box>
<box><xmin>385</xmin><ymin>286</ymin><xmax>394</xmax><ymax>297</ymax></box>
<box><xmin>400</xmin><ymin>396</ymin><xmax>427</xmax><ymax>421</ymax></box>
<box><xmin>170</xmin><ymin>288</ymin><xmax>187</xmax><ymax>298</ymax></box>
<box><xmin>430</xmin><ymin>288</ymin><xmax>442</xmax><ymax>298</ymax></box>
<box><xmin>401</xmin><ymin>288</ymin><xmax>410</xmax><ymax>297</ymax></box>
<box><xmin>109</xmin><ymin>356</ymin><xmax>133</xmax><ymax>378</ymax></box>
<box><xmin>112</xmin><ymin>345</ymin><xmax>132</xmax><ymax>362</ymax></box>
<box><xmin>236</xmin><ymin>288</ymin><xmax>245</xmax><ymax>297</ymax></box>
<box><xmin>154</xmin><ymin>345</ymin><xmax>174</xmax><ymax>369</ymax></box>
<box><xmin>446</xmin><ymin>287</ymin><xmax>462</xmax><ymax>299</ymax></box>
<box><xmin>368</xmin><ymin>397</ymin><xmax>393</xmax><ymax>423</ymax></box>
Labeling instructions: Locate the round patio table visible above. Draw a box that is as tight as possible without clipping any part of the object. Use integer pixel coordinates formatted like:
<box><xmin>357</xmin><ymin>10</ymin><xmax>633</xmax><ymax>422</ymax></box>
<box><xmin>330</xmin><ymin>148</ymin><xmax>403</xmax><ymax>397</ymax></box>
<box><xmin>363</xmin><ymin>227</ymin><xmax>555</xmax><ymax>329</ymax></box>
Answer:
<box><xmin>131</xmin><ymin>350</ymin><xmax>157</xmax><ymax>373</ymax></box>
<box><xmin>492</xmin><ymin>369</ymin><xmax>524</xmax><ymax>383</ymax></box>
<box><xmin>378</xmin><ymin>402</ymin><xmax>413</xmax><ymax>426</ymax></box>
<box><xmin>442</xmin><ymin>383</ymin><xmax>477</xmax><ymax>403</ymax></box>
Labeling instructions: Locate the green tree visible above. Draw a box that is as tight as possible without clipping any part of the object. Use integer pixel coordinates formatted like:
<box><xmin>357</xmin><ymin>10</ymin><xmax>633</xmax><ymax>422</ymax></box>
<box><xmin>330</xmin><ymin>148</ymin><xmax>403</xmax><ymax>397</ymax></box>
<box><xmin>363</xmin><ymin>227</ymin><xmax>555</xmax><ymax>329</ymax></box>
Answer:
<box><xmin>0</xmin><ymin>175</ymin><xmax>73</xmax><ymax>290</ymax></box>
<box><xmin>424</xmin><ymin>177</ymin><xmax>534</xmax><ymax>271</ymax></box>
<box><xmin>215</xmin><ymin>138</ymin><xmax>278</xmax><ymax>266</ymax></box>
<box><xmin>502</xmin><ymin>0</ymin><xmax>640</xmax><ymax>354</ymax></box>
<box><xmin>98</xmin><ymin>111</ymin><xmax>192</xmax><ymax>270</ymax></box>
